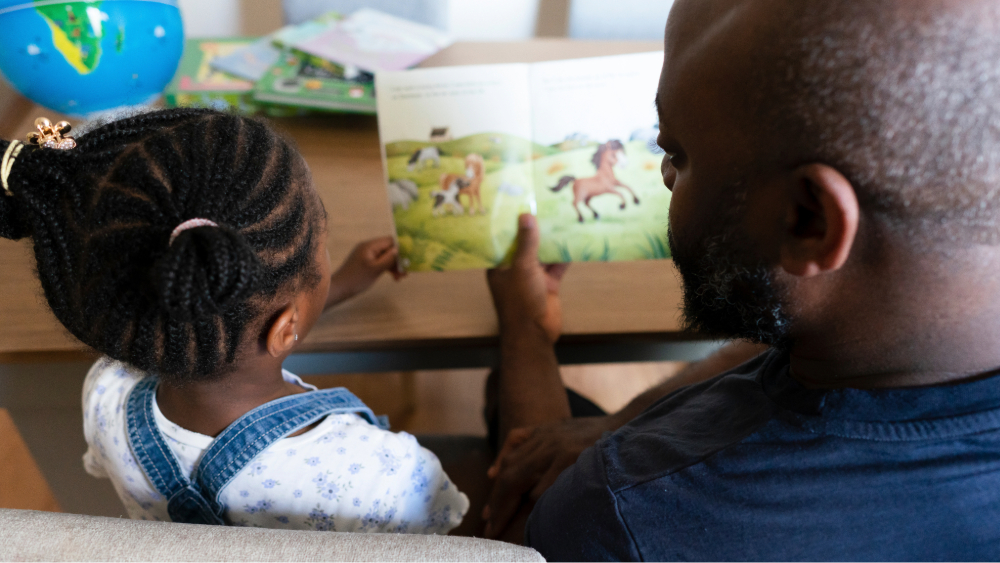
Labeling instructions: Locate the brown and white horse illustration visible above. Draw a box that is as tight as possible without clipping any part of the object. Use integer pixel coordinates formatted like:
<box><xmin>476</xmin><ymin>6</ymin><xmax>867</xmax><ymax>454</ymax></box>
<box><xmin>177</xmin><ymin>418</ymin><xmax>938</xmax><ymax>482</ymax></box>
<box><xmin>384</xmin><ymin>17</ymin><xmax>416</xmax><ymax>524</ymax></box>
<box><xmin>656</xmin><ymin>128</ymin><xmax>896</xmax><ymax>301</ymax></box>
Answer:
<box><xmin>431</xmin><ymin>175</ymin><xmax>467</xmax><ymax>216</ymax></box>
<box><xmin>435</xmin><ymin>153</ymin><xmax>486</xmax><ymax>216</ymax></box>
<box><xmin>550</xmin><ymin>140</ymin><xmax>639</xmax><ymax>223</ymax></box>
<box><xmin>458</xmin><ymin>153</ymin><xmax>485</xmax><ymax>214</ymax></box>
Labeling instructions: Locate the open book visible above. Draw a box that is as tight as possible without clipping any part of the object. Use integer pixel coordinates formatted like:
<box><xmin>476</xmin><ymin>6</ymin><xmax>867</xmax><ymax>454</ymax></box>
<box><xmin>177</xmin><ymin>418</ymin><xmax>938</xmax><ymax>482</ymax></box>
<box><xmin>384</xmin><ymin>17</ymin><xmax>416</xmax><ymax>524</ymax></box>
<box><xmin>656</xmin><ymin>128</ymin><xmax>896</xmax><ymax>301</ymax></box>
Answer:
<box><xmin>376</xmin><ymin>51</ymin><xmax>669</xmax><ymax>272</ymax></box>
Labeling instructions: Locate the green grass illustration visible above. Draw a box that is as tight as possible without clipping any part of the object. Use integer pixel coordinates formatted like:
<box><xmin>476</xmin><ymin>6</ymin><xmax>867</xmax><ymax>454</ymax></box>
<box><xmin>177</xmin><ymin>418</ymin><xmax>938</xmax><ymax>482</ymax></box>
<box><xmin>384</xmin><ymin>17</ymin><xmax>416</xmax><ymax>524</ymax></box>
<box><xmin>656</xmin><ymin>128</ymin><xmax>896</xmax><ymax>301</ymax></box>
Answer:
<box><xmin>639</xmin><ymin>231</ymin><xmax>671</xmax><ymax>259</ymax></box>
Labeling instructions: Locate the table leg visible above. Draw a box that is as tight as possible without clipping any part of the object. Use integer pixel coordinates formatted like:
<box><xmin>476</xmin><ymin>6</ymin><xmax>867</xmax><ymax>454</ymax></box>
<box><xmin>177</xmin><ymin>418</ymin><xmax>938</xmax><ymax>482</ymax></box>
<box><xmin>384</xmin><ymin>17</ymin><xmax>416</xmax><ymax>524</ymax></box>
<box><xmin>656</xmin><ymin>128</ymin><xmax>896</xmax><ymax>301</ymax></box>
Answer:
<box><xmin>0</xmin><ymin>361</ymin><xmax>124</xmax><ymax>517</ymax></box>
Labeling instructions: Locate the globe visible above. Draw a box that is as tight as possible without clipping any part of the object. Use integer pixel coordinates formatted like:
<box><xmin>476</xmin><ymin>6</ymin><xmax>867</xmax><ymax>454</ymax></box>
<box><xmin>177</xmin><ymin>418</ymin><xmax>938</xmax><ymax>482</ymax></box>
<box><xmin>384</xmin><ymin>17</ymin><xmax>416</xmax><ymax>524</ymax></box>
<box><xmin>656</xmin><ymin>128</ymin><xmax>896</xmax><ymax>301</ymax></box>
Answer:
<box><xmin>0</xmin><ymin>0</ymin><xmax>184</xmax><ymax>116</ymax></box>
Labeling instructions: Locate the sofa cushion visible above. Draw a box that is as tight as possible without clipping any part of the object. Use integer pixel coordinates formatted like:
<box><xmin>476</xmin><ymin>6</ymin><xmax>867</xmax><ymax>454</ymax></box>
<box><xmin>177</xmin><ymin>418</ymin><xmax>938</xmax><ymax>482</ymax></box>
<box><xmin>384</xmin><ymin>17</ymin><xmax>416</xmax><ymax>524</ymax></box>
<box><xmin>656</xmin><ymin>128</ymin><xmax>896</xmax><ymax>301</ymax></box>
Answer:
<box><xmin>0</xmin><ymin>509</ymin><xmax>544</xmax><ymax>562</ymax></box>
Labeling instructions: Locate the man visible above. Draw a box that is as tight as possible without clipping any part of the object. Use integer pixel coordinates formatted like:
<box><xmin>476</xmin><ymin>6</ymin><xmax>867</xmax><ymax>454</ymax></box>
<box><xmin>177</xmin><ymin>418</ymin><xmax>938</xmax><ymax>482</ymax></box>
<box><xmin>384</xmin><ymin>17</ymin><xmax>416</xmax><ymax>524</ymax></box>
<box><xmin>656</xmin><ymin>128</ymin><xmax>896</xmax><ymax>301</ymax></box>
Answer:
<box><xmin>485</xmin><ymin>0</ymin><xmax>1000</xmax><ymax>559</ymax></box>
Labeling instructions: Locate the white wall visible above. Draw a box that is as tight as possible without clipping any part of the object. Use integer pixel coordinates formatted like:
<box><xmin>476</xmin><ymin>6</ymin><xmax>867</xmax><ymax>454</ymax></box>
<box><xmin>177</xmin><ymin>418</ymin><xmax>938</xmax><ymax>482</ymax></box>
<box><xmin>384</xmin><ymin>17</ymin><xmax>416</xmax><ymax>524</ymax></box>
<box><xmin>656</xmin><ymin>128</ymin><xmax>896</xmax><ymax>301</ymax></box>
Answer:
<box><xmin>448</xmin><ymin>0</ymin><xmax>540</xmax><ymax>40</ymax></box>
<box><xmin>177</xmin><ymin>0</ymin><xmax>241</xmax><ymax>37</ymax></box>
<box><xmin>177</xmin><ymin>0</ymin><xmax>543</xmax><ymax>40</ymax></box>
<box><xmin>568</xmin><ymin>0</ymin><xmax>673</xmax><ymax>40</ymax></box>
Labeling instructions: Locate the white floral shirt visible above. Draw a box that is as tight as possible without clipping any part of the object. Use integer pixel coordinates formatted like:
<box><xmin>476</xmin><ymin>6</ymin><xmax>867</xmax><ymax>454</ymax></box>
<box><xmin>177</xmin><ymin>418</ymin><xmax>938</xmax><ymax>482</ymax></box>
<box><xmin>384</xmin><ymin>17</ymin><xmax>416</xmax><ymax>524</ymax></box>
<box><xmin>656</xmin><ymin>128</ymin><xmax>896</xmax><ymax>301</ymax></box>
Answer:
<box><xmin>82</xmin><ymin>358</ymin><xmax>468</xmax><ymax>533</ymax></box>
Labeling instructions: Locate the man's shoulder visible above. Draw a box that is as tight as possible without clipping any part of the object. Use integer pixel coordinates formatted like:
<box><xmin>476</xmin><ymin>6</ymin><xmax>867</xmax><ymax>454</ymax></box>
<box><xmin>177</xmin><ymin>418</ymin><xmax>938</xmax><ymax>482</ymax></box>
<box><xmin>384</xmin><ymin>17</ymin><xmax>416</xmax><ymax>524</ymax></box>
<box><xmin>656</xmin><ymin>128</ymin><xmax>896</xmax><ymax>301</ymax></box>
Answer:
<box><xmin>526</xmin><ymin>351</ymin><xmax>784</xmax><ymax>561</ymax></box>
<box><xmin>601</xmin><ymin>350</ymin><xmax>780</xmax><ymax>491</ymax></box>
<box><xmin>526</xmin><ymin>435</ymin><xmax>641</xmax><ymax>561</ymax></box>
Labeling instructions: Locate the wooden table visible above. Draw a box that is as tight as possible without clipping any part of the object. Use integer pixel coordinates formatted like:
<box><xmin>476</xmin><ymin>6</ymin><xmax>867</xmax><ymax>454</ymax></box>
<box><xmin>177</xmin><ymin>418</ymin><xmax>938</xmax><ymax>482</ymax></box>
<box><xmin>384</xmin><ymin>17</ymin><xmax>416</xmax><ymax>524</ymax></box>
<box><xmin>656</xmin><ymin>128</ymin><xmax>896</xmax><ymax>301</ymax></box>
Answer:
<box><xmin>0</xmin><ymin>40</ymin><xmax>718</xmax><ymax>516</ymax></box>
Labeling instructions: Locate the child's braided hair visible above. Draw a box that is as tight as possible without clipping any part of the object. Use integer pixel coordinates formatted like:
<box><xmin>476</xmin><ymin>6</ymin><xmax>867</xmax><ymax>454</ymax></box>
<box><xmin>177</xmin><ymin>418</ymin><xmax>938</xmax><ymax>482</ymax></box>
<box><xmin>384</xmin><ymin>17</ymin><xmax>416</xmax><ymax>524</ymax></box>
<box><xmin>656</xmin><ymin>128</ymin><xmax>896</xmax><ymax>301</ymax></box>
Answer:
<box><xmin>0</xmin><ymin>109</ymin><xmax>321</xmax><ymax>382</ymax></box>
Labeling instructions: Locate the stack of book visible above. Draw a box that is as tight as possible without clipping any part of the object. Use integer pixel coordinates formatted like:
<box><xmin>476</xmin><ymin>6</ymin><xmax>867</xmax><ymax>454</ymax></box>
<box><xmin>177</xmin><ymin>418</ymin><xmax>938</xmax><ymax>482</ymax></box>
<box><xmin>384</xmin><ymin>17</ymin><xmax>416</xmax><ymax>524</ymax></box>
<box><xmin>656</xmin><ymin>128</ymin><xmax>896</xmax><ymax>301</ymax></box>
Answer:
<box><xmin>163</xmin><ymin>9</ymin><xmax>453</xmax><ymax>116</ymax></box>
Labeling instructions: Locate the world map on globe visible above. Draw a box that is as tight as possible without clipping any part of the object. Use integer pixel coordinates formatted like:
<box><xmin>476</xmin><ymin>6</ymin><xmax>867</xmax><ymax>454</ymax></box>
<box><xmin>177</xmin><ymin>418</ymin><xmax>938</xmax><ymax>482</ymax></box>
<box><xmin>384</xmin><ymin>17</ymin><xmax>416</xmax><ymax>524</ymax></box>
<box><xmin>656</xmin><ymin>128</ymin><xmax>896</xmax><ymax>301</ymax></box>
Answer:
<box><xmin>35</xmin><ymin>1</ymin><xmax>113</xmax><ymax>75</ymax></box>
<box><xmin>0</xmin><ymin>0</ymin><xmax>185</xmax><ymax>116</ymax></box>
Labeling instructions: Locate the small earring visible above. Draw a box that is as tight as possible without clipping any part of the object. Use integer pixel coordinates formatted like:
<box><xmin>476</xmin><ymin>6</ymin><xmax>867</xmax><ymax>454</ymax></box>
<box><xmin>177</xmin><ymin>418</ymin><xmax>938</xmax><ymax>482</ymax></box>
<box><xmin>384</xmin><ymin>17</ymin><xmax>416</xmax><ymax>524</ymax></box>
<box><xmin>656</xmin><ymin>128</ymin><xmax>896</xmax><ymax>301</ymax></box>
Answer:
<box><xmin>294</xmin><ymin>334</ymin><xmax>299</xmax><ymax>341</ymax></box>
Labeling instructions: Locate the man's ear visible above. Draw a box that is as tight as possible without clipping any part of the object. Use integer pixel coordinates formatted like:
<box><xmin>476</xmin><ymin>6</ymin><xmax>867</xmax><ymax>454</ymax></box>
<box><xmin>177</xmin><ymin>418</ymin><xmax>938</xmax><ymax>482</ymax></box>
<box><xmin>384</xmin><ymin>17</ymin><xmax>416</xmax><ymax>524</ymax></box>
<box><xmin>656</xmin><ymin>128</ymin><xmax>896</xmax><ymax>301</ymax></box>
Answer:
<box><xmin>265</xmin><ymin>303</ymin><xmax>300</xmax><ymax>358</ymax></box>
<box><xmin>779</xmin><ymin>163</ymin><xmax>859</xmax><ymax>277</ymax></box>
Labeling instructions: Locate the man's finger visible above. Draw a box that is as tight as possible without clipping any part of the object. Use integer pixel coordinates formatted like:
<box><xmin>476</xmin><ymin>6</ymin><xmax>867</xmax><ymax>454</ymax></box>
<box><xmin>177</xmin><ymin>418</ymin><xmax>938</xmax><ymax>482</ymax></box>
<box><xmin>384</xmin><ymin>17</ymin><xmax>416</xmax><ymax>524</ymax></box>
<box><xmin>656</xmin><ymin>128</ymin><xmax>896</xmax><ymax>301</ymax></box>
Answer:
<box><xmin>488</xmin><ymin>427</ymin><xmax>535</xmax><ymax>478</ymax></box>
<box><xmin>513</xmin><ymin>213</ymin><xmax>540</xmax><ymax>268</ymax></box>
<box><xmin>484</xmin><ymin>439</ymin><xmax>550</xmax><ymax>537</ymax></box>
<box><xmin>484</xmin><ymin>459</ymin><xmax>541</xmax><ymax>539</ymax></box>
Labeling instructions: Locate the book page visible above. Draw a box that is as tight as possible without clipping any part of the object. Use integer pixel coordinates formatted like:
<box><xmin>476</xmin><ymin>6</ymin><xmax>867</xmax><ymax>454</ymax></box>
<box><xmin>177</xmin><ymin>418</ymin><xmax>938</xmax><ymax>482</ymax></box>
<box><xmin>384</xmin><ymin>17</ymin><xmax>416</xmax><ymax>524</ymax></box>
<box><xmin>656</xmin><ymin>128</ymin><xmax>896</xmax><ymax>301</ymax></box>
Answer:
<box><xmin>529</xmin><ymin>52</ymin><xmax>670</xmax><ymax>264</ymax></box>
<box><xmin>297</xmin><ymin>9</ymin><xmax>453</xmax><ymax>73</ymax></box>
<box><xmin>377</xmin><ymin>64</ymin><xmax>535</xmax><ymax>271</ymax></box>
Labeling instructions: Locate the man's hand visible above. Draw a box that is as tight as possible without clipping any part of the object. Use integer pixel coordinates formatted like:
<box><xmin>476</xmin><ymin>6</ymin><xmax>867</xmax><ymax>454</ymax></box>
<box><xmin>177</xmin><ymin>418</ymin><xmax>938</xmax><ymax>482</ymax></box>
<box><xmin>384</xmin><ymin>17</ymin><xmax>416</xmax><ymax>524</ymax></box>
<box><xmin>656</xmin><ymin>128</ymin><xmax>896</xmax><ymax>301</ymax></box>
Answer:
<box><xmin>487</xmin><ymin>214</ymin><xmax>568</xmax><ymax>344</ymax></box>
<box><xmin>326</xmin><ymin>236</ymin><xmax>402</xmax><ymax>309</ymax></box>
<box><xmin>481</xmin><ymin>340</ymin><xmax>772</xmax><ymax>539</ymax></box>
<box><xmin>483</xmin><ymin>416</ymin><xmax>615</xmax><ymax>538</ymax></box>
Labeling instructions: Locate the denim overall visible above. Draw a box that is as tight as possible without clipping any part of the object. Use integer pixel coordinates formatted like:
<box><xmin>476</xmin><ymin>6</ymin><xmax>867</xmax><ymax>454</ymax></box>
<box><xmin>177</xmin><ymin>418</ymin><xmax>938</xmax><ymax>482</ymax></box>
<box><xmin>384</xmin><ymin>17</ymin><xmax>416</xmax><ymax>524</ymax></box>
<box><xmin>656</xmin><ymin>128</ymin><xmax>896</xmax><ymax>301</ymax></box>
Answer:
<box><xmin>125</xmin><ymin>376</ymin><xmax>388</xmax><ymax>525</ymax></box>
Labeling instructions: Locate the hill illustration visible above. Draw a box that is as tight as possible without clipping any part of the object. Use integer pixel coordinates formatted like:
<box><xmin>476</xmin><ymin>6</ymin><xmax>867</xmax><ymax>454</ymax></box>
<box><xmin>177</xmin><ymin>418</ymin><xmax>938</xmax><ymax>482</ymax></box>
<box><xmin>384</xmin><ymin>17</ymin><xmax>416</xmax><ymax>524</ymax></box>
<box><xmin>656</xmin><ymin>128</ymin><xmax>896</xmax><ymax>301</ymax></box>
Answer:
<box><xmin>385</xmin><ymin>132</ymin><xmax>558</xmax><ymax>163</ymax></box>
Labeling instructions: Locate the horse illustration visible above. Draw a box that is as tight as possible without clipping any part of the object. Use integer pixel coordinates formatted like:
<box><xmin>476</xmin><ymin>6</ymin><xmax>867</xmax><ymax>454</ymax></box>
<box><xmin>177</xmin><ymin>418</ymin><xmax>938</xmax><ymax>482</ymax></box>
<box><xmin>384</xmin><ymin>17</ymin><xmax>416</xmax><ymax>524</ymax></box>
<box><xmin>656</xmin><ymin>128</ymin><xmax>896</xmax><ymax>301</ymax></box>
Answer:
<box><xmin>407</xmin><ymin>146</ymin><xmax>441</xmax><ymax>171</ymax></box>
<box><xmin>550</xmin><ymin>140</ymin><xmax>639</xmax><ymax>223</ymax></box>
<box><xmin>431</xmin><ymin>175</ymin><xmax>467</xmax><ymax>216</ymax></box>
<box><xmin>388</xmin><ymin>179</ymin><xmax>418</xmax><ymax>210</ymax></box>
<box><xmin>457</xmin><ymin>153</ymin><xmax>485</xmax><ymax>214</ymax></box>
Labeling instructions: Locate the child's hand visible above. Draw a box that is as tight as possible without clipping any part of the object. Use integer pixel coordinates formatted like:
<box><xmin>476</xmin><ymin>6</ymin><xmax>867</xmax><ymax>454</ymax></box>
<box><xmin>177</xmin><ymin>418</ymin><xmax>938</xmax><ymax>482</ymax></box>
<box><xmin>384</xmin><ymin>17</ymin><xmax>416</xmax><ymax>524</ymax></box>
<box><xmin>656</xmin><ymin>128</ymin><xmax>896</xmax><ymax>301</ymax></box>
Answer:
<box><xmin>326</xmin><ymin>237</ymin><xmax>403</xmax><ymax>309</ymax></box>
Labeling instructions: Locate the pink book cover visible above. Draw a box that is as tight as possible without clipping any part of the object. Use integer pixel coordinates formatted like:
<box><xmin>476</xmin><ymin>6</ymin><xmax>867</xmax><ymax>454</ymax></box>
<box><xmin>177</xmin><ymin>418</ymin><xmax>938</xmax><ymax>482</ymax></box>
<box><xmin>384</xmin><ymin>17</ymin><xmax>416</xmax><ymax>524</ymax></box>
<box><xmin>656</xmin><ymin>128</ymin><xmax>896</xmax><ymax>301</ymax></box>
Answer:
<box><xmin>293</xmin><ymin>9</ymin><xmax>453</xmax><ymax>73</ymax></box>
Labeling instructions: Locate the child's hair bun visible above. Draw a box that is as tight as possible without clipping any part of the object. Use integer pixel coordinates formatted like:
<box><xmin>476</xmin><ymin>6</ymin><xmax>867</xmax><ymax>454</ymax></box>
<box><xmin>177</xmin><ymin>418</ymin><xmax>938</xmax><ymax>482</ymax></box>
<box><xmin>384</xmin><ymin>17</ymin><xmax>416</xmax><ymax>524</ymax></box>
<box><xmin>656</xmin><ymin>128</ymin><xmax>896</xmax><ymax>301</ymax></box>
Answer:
<box><xmin>153</xmin><ymin>223</ymin><xmax>263</xmax><ymax>321</ymax></box>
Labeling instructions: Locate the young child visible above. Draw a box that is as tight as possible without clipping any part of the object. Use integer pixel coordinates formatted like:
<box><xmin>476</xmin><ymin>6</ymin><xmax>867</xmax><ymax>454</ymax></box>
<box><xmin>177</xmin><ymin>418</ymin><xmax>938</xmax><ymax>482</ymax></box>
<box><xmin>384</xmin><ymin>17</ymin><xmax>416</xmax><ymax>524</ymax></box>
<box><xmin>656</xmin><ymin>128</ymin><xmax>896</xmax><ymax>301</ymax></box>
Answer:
<box><xmin>0</xmin><ymin>110</ymin><xmax>467</xmax><ymax>533</ymax></box>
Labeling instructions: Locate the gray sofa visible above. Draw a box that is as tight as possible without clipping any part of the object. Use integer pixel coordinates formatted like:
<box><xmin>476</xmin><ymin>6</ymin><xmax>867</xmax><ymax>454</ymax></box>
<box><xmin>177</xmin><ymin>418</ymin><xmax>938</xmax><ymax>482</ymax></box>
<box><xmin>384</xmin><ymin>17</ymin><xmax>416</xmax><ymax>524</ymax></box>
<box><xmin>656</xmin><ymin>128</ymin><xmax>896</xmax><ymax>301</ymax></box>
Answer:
<box><xmin>0</xmin><ymin>509</ymin><xmax>543</xmax><ymax>561</ymax></box>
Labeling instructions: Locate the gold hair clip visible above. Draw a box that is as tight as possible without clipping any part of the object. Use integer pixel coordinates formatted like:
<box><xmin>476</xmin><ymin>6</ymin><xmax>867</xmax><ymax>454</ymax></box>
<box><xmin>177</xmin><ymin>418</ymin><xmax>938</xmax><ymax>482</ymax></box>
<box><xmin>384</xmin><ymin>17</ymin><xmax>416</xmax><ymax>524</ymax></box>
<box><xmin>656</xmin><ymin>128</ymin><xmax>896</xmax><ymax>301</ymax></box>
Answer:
<box><xmin>26</xmin><ymin>117</ymin><xmax>76</xmax><ymax>150</ymax></box>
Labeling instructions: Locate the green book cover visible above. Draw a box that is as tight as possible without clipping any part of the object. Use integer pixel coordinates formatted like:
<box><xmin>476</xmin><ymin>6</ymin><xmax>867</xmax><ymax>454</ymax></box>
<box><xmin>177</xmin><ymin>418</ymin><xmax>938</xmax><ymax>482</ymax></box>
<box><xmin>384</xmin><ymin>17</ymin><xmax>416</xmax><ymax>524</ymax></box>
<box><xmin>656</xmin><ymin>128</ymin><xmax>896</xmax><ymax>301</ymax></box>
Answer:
<box><xmin>253</xmin><ymin>50</ymin><xmax>376</xmax><ymax>115</ymax></box>
<box><xmin>164</xmin><ymin>38</ymin><xmax>261</xmax><ymax>115</ymax></box>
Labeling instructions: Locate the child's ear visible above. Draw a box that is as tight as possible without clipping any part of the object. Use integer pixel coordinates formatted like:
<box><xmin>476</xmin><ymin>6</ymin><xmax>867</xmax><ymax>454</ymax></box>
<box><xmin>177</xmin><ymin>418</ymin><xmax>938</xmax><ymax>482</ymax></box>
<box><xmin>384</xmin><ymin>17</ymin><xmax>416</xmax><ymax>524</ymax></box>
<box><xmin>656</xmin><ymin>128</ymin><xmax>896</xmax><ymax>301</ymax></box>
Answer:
<box><xmin>266</xmin><ymin>303</ymin><xmax>300</xmax><ymax>358</ymax></box>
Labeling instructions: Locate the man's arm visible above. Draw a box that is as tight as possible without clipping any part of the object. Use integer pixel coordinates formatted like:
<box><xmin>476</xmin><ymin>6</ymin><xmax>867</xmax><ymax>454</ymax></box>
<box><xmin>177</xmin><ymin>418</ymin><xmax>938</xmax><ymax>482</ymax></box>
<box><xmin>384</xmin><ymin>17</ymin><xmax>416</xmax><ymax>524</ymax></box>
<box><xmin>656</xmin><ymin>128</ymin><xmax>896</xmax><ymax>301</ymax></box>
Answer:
<box><xmin>483</xmin><ymin>339</ymin><xmax>768</xmax><ymax>540</ymax></box>
<box><xmin>486</xmin><ymin>214</ymin><xmax>572</xmax><ymax>445</ymax></box>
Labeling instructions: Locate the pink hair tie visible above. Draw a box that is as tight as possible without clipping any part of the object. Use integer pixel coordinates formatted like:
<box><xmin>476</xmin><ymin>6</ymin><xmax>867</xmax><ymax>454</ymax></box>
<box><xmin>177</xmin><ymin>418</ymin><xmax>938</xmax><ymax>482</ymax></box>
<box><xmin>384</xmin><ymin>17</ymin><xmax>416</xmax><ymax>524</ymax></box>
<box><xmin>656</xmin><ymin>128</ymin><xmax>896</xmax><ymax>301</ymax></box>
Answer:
<box><xmin>169</xmin><ymin>218</ymin><xmax>219</xmax><ymax>246</ymax></box>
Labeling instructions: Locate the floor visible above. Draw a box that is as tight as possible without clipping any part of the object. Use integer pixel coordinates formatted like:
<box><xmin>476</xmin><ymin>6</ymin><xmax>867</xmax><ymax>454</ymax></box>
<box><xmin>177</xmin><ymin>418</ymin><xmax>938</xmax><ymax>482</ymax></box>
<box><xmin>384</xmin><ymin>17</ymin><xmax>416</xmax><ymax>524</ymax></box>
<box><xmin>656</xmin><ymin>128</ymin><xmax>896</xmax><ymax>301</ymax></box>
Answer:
<box><xmin>0</xmin><ymin>362</ymin><xmax>683</xmax><ymax>512</ymax></box>
<box><xmin>0</xmin><ymin>409</ymin><xmax>61</xmax><ymax>512</ymax></box>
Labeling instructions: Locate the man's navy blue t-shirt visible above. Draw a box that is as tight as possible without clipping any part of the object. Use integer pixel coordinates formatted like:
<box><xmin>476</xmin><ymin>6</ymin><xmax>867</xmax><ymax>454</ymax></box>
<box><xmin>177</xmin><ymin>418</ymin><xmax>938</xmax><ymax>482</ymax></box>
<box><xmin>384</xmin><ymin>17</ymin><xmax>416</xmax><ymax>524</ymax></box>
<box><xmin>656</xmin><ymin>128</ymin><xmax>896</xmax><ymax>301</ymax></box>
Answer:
<box><xmin>526</xmin><ymin>350</ymin><xmax>1000</xmax><ymax>561</ymax></box>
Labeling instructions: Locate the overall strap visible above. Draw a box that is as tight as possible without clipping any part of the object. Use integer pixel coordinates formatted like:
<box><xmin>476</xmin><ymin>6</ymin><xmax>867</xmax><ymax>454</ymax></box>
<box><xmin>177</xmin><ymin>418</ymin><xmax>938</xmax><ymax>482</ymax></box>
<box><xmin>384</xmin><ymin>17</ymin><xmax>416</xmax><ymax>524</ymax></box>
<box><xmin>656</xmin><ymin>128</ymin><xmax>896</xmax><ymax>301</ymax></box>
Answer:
<box><xmin>126</xmin><ymin>377</ymin><xmax>386</xmax><ymax>525</ymax></box>
<box><xmin>125</xmin><ymin>377</ymin><xmax>224</xmax><ymax>525</ymax></box>
<box><xmin>194</xmin><ymin>387</ymin><xmax>385</xmax><ymax>501</ymax></box>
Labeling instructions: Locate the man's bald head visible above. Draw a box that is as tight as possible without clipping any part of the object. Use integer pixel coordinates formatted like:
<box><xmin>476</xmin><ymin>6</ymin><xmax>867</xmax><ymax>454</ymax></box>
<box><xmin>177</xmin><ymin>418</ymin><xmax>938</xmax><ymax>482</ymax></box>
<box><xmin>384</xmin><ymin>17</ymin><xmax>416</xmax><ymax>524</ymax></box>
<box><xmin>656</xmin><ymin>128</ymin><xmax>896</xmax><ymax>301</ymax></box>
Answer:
<box><xmin>662</xmin><ymin>0</ymin><xmax>1000</xmax><ymax>345</ymax></box>
<box><xmin>688</xmin><ymin>0</ymin><xmax>1000</xmax><ymax>245</ymax></box>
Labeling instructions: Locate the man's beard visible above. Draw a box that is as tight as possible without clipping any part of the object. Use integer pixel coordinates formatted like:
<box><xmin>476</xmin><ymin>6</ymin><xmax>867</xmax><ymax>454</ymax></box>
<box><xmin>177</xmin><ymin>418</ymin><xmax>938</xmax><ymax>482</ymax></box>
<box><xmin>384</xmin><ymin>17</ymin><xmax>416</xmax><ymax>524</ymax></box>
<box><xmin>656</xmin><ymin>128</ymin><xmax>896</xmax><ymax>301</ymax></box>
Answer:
<box><xmin>667</xmin><ymin>201</ymin><xmax>792</xmax><ymax>347</ymax></box>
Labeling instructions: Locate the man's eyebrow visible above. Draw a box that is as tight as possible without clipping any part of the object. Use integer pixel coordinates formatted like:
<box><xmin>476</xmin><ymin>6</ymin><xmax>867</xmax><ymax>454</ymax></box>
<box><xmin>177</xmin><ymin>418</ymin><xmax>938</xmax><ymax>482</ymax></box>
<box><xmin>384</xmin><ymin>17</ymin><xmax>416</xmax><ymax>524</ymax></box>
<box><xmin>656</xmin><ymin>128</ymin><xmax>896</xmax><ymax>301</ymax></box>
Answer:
<box><xmin>654</xmin><ymin>94</ymin><xmax>664</xmax><ymax>121</ymax></box>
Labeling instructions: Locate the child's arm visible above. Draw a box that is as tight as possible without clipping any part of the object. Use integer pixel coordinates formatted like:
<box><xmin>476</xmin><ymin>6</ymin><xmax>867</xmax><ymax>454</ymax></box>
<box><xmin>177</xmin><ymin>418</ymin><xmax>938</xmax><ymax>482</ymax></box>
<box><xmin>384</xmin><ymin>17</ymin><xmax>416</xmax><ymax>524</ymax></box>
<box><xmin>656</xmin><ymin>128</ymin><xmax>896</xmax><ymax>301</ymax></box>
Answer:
<box><xmin>325</xmin><ymin>236</ymin><xmax>402</xmax><ymax>309</ymax></box>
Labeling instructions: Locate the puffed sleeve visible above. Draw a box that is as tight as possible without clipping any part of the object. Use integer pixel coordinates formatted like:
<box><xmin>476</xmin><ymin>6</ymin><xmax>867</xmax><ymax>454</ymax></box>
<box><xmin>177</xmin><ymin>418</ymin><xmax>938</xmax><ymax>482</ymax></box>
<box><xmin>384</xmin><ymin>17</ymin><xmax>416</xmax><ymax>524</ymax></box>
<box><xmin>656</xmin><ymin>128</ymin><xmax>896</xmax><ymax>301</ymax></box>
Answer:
<box><xmin>338</xmin><ymin>419</ymin><xmax>470</xmax><ymax>535</ymax></box>
<box><xmin>81</xmin><ymin>358</ymin><xmax>112</xmax><ymax>479</ymax></box>
<box><xmin>389</xmin><ymin>431</ymin><xmax>470</xmax><ymax>534</ymax></box>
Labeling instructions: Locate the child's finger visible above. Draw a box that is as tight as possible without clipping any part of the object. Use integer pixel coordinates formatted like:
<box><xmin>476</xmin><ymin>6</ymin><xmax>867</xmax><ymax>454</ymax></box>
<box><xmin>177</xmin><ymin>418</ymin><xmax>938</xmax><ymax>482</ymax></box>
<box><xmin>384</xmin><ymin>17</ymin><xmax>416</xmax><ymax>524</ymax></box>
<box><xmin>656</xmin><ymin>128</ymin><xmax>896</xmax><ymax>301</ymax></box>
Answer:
<box><xmin>367</xmin><ymin>239</ymin><xmax>398</xmax><ymax>262</ymax></box>
<box><xmin>390</xmin><ymin>261</ymin><xmax>407</xmax><ymax>280</ymax></box>
<box><xmin>371</xmin><ymin>246</ymin><xmax>399</xmax><ymax>270</ymax></box>
<box><xmin>366</xmin><ymin>236</ymin><xmax>396</xmax><ymax>254</ymax></box>
<box><xmin>544</xmin><ymin>263</ymin><xmax>570</xmax><ymax>281</ymax></box>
